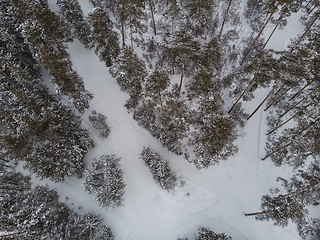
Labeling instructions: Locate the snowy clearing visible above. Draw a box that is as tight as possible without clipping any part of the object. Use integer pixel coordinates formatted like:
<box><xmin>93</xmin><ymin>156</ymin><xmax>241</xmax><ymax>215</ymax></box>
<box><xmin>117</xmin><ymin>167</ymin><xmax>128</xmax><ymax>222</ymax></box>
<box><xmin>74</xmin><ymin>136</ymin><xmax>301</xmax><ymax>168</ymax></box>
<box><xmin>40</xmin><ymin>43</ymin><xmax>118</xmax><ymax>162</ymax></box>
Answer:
<box><xmin>18</xmin><ymin>0</ymin><xmax>317</xmax><ymax>239</ymax></box>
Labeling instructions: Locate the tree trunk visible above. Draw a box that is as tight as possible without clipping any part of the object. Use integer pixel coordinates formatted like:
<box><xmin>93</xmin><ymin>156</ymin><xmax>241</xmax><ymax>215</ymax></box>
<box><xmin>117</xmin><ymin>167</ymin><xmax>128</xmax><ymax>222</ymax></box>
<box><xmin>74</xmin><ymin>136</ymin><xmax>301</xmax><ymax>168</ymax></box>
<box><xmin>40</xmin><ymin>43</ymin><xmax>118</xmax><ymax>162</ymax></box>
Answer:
<box><xmin>121</xmin><ymin>20</ymin><xmax>125</xmax><ymax>47</ymax></box>
<box><xmin>0</xmin><ymin>162</ymin><xmax>10</xmax><ymax>168</ymax></box>
<box><xmin>128</xmin><ymin>4</ymin><xmax>133</xmax><ymax>49</ymax></box>
<box><xmin>218</xmin><ymin>0</ymin><xmax>232</xmax><ymax>37</ymax></box>
<box><xmin>262</xmin><ymin>141</ymin><xmax>293</xmax><ymax>160</ymax></box>
<box><xmin>267</xmin><ymin>102</ymin><xmax>312</xmax><ymax>135</ymax></box>
<box><xmin>149</xmin><ymin>0</ymin><xmax>156</xmax><ymax>35</ymax></box>
<box><xmin>279</xmin><ymin>97</ymin><xmax>305</xmax><ymax>118</ymax></box>
<box><xmin>240</xmin><ymin>3</ymin><xmax>279</xmax><ymax>65</ymax></box>
<box><xmin>245</xmin><ymin>210</ymin><xmax>275</xmax><ymax>216</ymax></box>
<box><xmin>264</xmin><ymin>75</ymin><xmax>306</xmax><ymax>111</ymax></box>
<box><xmin>0</xmin><ymin>186</ymin><xmax>24</xmax><ymax>191</ymax></box>
<box><xmin>247</xmin><ymin>70</ymin><xmax>287</xmax><ymax>120</ymax></box>
<box><xmin>218</xmin><ymin>18</ymin><xmax>227</xmax><ymax>38</ymax></box>
<box><xmin>267</xmin><ymin>112</ymin><xmax>300</xmax><ymax>135</ymax></box>
<box><xmin>228</xmin><ymin>64</ymin><xmax>262</xmax><ymax>113</ymax></box>
<box><xmin>297</xmin><ymin>11</ymin><xmax>320</xmax><ymax>43</ymax></box>
<box><xmin>159</xmin><ymin>87</ymin><xmax>162</xmax><ymax>110</ymax></box>
<box><xmin>178</xmin><ymin>59</ymin><xmax>186</xmax><ymax>96</ymax></box>
<box><xmin>289</xmin><ymin>78</ymin><xmax>316</xmax><ymax>101</ymax></box>
<box><xmin>262</xmin><ymin>16</ymin><xmax>282</xmax><ymax>49</ymax></box>
<box><xmin>283</xmin><ymin>181</ymin><xmax>320</xmax><ymax>197</ymax></box>
<box><xmin>111</xmin><ymin>44</ymin><xmax>120</xmax><ymax>65</ymax></box>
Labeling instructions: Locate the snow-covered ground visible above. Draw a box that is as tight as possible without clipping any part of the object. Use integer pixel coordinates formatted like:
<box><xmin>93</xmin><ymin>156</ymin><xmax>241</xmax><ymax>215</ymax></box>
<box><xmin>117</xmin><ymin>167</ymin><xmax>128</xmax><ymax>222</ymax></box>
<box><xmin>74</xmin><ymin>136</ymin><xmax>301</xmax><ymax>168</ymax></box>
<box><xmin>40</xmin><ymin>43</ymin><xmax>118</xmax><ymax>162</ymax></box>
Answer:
<box><xmin>28</xmin><ymin>1</ymin><xmax>312</xmax><ymax>239</ymax></box>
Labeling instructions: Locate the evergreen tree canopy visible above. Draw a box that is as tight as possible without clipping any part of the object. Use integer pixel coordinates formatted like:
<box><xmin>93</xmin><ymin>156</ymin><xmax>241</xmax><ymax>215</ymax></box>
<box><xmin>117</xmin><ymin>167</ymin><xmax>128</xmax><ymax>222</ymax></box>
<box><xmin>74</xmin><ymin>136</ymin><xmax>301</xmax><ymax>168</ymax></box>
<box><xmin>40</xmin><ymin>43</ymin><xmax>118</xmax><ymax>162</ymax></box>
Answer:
<box><xmin>0</xmin><ymin>172</ymin><xmax>114</xmax><ymax>240</ymax></box>
<box><xmin>84</xmin><ymin>155</ymin><xmax>126</xmax><ymax>208</ymax></box>
<box><xmin>87</xmin><ymin>7</ymin><xmax>120</xmax><ymax>67</ymax></box>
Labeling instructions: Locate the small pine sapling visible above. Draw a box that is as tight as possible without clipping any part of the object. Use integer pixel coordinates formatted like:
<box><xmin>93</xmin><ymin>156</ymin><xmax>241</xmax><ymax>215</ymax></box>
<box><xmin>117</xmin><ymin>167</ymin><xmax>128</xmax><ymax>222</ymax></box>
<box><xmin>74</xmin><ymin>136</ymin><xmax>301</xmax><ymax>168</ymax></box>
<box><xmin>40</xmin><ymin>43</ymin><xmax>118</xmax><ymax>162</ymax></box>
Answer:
<box><xmin>140</xmin><ymin>146</ymin><xmax>177</xmax><ymax>190</ymax></box>
<box><xmin>84</xmin><ymin>155</ymin><xmax>126</xmax><ymax>208</ymax></box>
<box><xmin>89</xmin><ymin>110</ymin><xmax>111</xmax><ymax>139</ymax></box>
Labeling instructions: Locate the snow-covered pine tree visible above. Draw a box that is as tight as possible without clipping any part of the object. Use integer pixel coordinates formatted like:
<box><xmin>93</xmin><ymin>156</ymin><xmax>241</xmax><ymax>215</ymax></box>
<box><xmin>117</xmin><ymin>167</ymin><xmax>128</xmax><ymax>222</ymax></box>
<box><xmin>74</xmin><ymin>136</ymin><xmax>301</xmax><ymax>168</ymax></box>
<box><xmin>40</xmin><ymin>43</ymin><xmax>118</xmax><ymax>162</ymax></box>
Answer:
<box><xmin>89</xmin><ymin>110</ymin><xmax>111</xmax><ymax>139</ymax></box>
<box><xmin>110</xmin><ymin>46</ymin><xmax>147</xmax><ymax>109</ymax></box>
<box><xmin>144</xmin><ymin>69</ymin><xmax>170</xmax><ymax>108</ymax></box>
<box><xmin>192</xmin><ymin>115</ymin><xmax>238</xmax><ymax>168</ymax></box>
<box><xmin>0</xmin><ymin>51</ymin><xmax>93</xmax><ymax>181</ymax></box>
<box><xmin>84</xmin><ymin>155</ymin><xmax>126</xmax><ymax>208</ymax></box>
<box><xmin>162</xmin><ymin>0</ymin><xmax>185</xmax><ymax>36</ymax></box>
<box><xmin>57</xmin><ymin>0</ymin><xmax>92</xmax><ymax>47</ymax></box>
<box><xmin>199</xmin><ymin>37</ymin><xmax>222</xmax><ymax>73</ymax></box>
<box><xmin>195</xmin><ymin>227</ymin><xmax>232</xmax><ymax>240</ymax></box>
<box><xmin>87</xmin><ymin>7</ymin><xmax>120</xmax><ymax>67</ymax></box>
<box><xmin>8</xmin><ymin>0</ymin><xmax>93</xmax><ymax>113</ymax></box>
<box><xmin>140</xmin><ymin>146</ymin><xmax>177</xmax><ymax>190</ymax></box>
<box><xmin>246</xmin><ymin>162</ymin><xmax>320</xmax><ymax>238</ymax></box>
<box><xmin>159</xmin><ymin>27</ymin><xmax>200</xmax><ymax>90</ymax></box>
<box><xmin>0</xmin><ymin>171</ymin><xmax>114</xmax><ymax>239</ymax></box>
<box><xmin>182</xmin><ymin>0</ymin><xmax>215</xmax><ymax>37</ymax></box>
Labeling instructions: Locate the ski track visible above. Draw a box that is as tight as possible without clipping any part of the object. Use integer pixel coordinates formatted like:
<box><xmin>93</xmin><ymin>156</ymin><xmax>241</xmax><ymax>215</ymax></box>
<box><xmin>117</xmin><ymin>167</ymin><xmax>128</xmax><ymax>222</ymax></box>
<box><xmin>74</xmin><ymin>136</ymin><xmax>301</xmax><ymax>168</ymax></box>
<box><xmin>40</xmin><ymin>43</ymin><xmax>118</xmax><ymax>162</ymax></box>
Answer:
<box><xmin>62</xmin><ymin>39</ymin><xmax>303</xmax><ymax>239</ymax></box>
<box><xmin>39</xmin><ymin>0</ymin><xmax>308</xmax><ymax>238</ymax></box>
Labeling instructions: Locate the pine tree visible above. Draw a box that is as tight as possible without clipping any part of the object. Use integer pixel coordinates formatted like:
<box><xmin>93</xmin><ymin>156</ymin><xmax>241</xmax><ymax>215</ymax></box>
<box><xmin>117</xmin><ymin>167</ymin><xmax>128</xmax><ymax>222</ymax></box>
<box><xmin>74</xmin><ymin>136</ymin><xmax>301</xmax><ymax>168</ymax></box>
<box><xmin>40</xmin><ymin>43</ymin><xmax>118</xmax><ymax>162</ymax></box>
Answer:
<box><xmin>154</xmin><ymin>97</ymin><xmax>190</xmax><ymax>155</ymax></box>
<box><xmin>0</xmin><ymin>51</ymin><xmax>94</xmax><ymax>181</ymax></box>
<box><xmin>0</xmin><ymin>172</ymin><xmax>114</xmax><ymax>239</ymax></box>
<box><xmin>110</xmin><ymin>46</ymin><xmax>147</xmax><ymax>109</ymax></box>
<box><xmin>246</xmin><ymin>162</ymin><xmax>320</xmax><ymax>238</ymax></box>
<box><xmin>195</xmin><ymin>227</ymin><xmax>232</xmax><ymax>240</ymax></box>
<box><xmin>89</xmin><ymin>110</ymin><xmax>111</xmax><ymax>139</ymax></box>
<box><xmin>160</xmin><ymin>28</ymin><xmax>200</xmax><ymax>92</ymax></box>
<box><xmin>84</xmin><ymin>155</ymin><xmax>126</xmax><ymax>208</ymax></box>
<box><xmin>183</xmin><ymin>0</ymin><xmax>215</xmax><ymax>36</ymax></box>
<box><xmin>87</xmin><ymin>7</ymin><xmax>120</xmax><ymax>67</ymax></box>
<box><xmin>199</xmin><ymin>37</ymin><xmax>222</xmax><ymax>73</ymax></box>
<box><xmin>57</xmin><ymin>0</ymin><xmax>92</xmax><ymax>47</ymax></box>
<box><xmin>8</xmin><ymin>0</ymin><xmax>92</xmax><ymax>113</ymax></box>
<box><xmin>140</xmin><ymin>146</ymin><xmax>177</xmax><ymax>190</ymax></box>
<box><xmin>144</xmin><ymin>69</ymin><xmax>170</xmax><ymax>107</ymax></box>
<box><xmin>192</xmin><ymin>115</ymin><xmax>238</xmax><ymax>168</ymax></box>
<box><xmin>162</xmin><ymin>0</ymin><xmax>185</xmax><ymax>35</ymax></box>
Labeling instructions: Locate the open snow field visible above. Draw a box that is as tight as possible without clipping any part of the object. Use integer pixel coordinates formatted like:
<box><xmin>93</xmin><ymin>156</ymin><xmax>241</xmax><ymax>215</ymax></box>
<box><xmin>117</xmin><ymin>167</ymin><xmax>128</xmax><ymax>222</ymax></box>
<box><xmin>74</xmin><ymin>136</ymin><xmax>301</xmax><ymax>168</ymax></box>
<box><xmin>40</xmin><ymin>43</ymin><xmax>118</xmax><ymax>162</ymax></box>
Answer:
<box><xmin>29</xmin><ymin>1</ymin><xmax>316</xmax><ymax>239</ymax></box>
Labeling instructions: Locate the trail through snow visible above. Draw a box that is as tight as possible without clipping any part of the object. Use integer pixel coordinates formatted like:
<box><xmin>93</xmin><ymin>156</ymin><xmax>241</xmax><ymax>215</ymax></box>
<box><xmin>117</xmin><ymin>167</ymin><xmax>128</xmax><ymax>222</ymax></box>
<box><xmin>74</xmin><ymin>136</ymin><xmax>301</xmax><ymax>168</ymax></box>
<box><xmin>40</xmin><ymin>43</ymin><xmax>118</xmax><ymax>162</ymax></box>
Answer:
<box><xmin>35</xmin><ymin>1</ymin><xmax>309</xmax><ymax>239</ymax></box>
<box><xmin>54</xmin><ymin>39</ymin><xmax>301</xmax><ymax>240</ymax></box>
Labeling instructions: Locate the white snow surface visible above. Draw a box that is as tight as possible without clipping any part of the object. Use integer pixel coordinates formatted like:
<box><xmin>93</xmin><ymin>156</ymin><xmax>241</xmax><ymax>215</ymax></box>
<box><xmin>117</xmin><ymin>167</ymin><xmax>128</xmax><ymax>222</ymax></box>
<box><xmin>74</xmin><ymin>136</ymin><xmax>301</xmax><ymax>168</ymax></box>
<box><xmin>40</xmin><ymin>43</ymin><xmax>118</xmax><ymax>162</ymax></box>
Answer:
<box><xmin>28</xmin><ymin>1</ymin><xmax>315</xmax><ymax>239</ymax></box>
<box><xmin>46</xmin><ymin>41</ymin><xmax>301</xmax><ymax>239</ymax></box>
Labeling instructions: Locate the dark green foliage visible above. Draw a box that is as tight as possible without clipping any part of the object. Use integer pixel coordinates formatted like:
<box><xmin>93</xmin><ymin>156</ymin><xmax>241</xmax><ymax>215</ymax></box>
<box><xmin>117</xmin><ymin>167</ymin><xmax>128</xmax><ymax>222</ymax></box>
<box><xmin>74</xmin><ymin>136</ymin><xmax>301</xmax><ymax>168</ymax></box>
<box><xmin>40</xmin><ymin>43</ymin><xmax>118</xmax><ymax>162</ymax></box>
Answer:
<box><xmin>192</xmin><ymin>116</ymin><xmax>238</xmax><ymax>168</ymax></box>
<box><xmin>162</xmin><ymin>0</ymin><xmax>185</xmax><ymax>35</ymax></box>
<box><xmin>159</xmin><ymin>28</ymin><xmax>201</xmax><ymax>75</ymax></box>
<box><xmin>183</xmin><ymin>0</ymin><xmax>215</xmax><ymax>36</ymax></box>
<box><xmin>0</xmin><ymin>172</ymin><xmax>114</xmax><ymax>240</ymax></box>
<box><xmin>156</xmin><ymin>98</ymin><xmax>190</xmax><ymax>155</ymax></box>
<box><xmin>251</xmin><ymin>163</ymin><xmax>320</xmax><ymax>238</ymax></box>
<box><xmin>256</xmin><ymin>194</ymin><xmax>307</xmax><ymax>227</ymax></box>
<box><xmin>0</xmin><ymin>52</ymin><xmax>93</xmax><ymax>181</ymax></box>
<box><xmin>8</xmin><ymin>0</ymin><xmax>92</xmax><ymax>113</ymax></box>
<box><xmin>195</xmin><ymin>227</ymin><xmax>232</xmax><ymax>240</ymax></box>
<box><xmin>31</xmin><ymin>1</ymin><xmax>73</xmax><ymax>45</ymax></box>
<box><xmin>28</xmin><ymin>42</ymin><xmax>93</xmax><ymax>113</ymax></box>
<box><xmin>84</xmin><ymin>155</ymin><xmax>126</xmax><ymax>208</ymax></box>
<box><xmin>89</xmin><ymin>110</ymin><xmax>111</xmax><ymax>139</ymax></box>
<box><xmin>57</xmin><ymin>0</ymin><xmax>92</xmax><ymax>46</ymax></box>
<box><xmin>0</xmin><ymin>171</ymin><xmax>31</xmax><ymax>197</ymax></box>
<box><xmin>140</xmin><ymin>146</ymin><xmax>177</xmax><ymax>190</ymax></box>
<box><xmin>199</xmin><ymin>37</ymin><xmax>222</xmax><ymax>73</ymax></box>
<box><xmin>186</xmin><ymin>68</ymin><xmax>217</xmax><ymax>99</ymax></box>
<box><xmin>133</xmin><ymin>99</ymin><xmax>157</xmax><ymax>130</ymax></box>
<box><xmin>110</xmin><ymin>47</ymin><xmax>147</xmax><ymax>109</ymax></box>
<box><xmin>144</xmin><ymin>69</ymin><xmax>170</xmax><ymax>104</ymax></box>
<box><xmin>87</xmin><ymin>7</ymin><xmax>120</xmax><ymax>67</ymax></box>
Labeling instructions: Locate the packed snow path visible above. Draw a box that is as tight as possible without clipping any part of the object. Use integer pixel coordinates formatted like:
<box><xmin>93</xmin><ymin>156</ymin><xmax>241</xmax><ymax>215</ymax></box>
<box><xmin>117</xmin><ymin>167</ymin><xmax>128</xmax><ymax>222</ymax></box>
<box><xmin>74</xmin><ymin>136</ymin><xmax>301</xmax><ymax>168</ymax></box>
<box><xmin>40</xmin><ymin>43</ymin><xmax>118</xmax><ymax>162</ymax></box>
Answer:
<box><xmin>53</xmin><ymin>39</ymin><xmax>301</xmax><ymax>240</ymax></box>
<box><xmin>40</xmin><ymin>0</ymin><xmax>306</xmax><ymax>238</ymax></box>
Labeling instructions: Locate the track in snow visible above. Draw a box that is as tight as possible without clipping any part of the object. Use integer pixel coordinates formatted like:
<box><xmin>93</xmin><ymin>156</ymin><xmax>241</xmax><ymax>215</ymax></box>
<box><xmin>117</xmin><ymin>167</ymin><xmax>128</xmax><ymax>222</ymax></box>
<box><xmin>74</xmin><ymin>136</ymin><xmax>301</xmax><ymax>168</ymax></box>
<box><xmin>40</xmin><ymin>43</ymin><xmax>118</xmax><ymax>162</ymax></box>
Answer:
<box><xmin>61</xmin><ymin>38</ymin><xmax>302</xmax><ymax>240</ymax></box>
